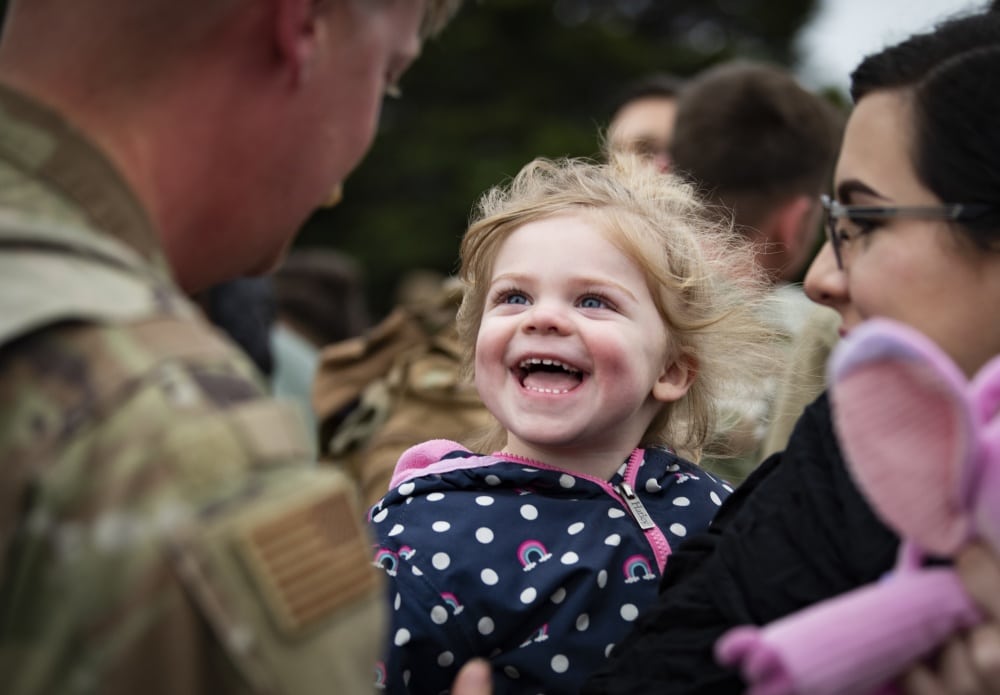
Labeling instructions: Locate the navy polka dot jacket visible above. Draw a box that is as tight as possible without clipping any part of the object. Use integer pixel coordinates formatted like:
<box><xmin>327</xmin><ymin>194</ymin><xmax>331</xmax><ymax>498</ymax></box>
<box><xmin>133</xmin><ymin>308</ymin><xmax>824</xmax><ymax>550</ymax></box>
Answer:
<box><xmin>368</xmin><ymin>440</ymin><xmax>732</xmax><ymax>694</ymax></box>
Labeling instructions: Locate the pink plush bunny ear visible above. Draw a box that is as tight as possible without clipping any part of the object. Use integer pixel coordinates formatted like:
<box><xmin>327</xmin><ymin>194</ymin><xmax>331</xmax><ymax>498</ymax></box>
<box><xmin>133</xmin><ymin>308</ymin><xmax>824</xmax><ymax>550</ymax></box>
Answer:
<box><xmin>970</xmin><ymin>354</ymin><xmax>1000</xmax><ymax>553</ymax></box>
<box><xmin>830</xmin><ymin>319</ymin><xmax>976</xmax><ymax>556</ymax></box>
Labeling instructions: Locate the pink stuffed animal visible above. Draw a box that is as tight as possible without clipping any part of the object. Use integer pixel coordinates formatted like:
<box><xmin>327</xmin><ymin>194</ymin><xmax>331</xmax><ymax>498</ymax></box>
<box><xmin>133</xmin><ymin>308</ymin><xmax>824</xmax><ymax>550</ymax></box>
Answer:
<box><xmin>715</xmin><ymin>318</ymin><xmax>1000</xmax><ymax>695</ymax></box>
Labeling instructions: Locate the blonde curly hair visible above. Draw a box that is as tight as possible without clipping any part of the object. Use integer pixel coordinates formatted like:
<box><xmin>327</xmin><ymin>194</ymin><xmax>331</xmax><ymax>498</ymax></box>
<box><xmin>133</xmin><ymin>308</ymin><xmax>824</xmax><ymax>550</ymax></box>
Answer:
<box><xmin>457</xmin><ymin>153</ymin><xmax>782</xmax><ymax>458</ymax></box>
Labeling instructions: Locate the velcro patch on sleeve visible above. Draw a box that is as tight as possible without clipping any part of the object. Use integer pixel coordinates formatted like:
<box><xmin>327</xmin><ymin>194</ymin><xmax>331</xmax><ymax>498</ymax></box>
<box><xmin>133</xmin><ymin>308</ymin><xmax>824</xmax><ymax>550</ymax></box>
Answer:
<box><xmin>237</xmin><ymin>486</ymin><xmax>378</xmax><ymax>637</ymax></box>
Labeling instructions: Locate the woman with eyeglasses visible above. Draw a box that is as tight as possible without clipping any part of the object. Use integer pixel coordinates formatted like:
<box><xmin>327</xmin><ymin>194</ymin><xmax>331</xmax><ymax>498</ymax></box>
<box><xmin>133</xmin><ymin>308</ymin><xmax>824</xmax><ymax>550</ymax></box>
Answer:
<box><xmin>582</xmin><ymin>4</ymin><xmax>1000</xmax><ymax>695</ymax></box>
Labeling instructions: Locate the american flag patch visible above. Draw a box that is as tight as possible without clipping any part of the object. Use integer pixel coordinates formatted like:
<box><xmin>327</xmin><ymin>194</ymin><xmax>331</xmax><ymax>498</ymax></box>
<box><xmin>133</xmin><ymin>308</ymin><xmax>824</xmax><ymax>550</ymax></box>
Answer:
<box><xmin>238</xmin><ymin>488</ymin><xmax>378</xmax><ymax>636</ymax></box>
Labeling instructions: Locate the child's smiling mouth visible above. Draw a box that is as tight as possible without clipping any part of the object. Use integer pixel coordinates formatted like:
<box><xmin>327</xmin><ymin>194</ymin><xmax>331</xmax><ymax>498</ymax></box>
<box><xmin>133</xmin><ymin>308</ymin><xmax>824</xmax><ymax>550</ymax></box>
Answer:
<box><xmin>515</xmin><ymin>357</ymin><xmax>586</xmax><ymax>394</ymax></box>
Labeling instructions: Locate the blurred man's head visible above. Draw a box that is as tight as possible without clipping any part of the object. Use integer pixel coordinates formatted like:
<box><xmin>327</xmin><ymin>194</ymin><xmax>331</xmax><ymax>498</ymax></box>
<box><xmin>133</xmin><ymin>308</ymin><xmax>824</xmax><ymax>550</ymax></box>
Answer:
<box><xmin>671</xmin><ymin>61</ymin><xmax>843</xmax><ymax>282</ymax></box>
<box><xmin>606</xmin><ymin>73</ymin><xmax>683</xmax><ymax>173</ymax></box>
<box><xmin>0</xmin><ymin>0</ymin><xmax>463</xmax><ymax>292</ymax></box>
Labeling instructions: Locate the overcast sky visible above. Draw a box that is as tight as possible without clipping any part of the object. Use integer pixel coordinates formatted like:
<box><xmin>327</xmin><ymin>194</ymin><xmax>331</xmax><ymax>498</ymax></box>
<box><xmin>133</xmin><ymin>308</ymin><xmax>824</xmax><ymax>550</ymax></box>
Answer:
<box><xmin>795</xmin><ymin>0</ymin><xmax>986</xmax><ymax>91</ymax></box>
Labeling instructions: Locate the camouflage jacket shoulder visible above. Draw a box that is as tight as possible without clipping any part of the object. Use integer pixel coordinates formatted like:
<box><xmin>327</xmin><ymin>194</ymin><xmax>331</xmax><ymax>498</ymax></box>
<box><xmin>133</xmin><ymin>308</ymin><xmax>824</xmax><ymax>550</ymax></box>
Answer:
<box><xmin>0</xmin><ymin>208</ymin><xmax>195</xmax><ymax>346</ymax></box>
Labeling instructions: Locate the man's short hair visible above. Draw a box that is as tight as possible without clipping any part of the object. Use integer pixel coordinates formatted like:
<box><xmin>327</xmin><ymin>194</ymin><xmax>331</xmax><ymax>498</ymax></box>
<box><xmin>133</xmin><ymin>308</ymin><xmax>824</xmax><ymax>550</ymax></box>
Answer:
<box><xmin>670</xmin><ymin>61</ymin><xmax>843</xmax><ymax>228</ymax></box>
<box><xmin>606</xmin><ymin>72</ymin><xmax>685</xmax><ymax>124</ymax></box>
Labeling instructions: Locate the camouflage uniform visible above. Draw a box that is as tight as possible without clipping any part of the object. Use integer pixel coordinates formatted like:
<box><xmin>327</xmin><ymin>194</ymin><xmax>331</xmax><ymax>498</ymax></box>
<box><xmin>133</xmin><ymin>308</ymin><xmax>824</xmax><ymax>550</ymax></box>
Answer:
<box><xmin>0</xmin><ymin>85</ymin><xmax>383</xmax><ymax>694</ymax></box>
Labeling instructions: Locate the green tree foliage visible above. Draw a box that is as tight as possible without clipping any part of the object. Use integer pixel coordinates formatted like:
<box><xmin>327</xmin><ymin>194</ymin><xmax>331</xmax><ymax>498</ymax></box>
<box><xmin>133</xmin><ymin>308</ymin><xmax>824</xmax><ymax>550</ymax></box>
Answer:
<box><xmin>296</xmin><ymin>0</ymin><xmax>819</xmax><ymax>315</ymax></box>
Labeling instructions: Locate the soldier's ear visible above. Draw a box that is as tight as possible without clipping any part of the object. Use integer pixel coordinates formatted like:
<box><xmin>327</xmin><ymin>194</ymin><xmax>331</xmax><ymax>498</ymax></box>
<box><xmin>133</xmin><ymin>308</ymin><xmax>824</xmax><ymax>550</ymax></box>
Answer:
<box><xmin>271</xmin><ymin>0</ymin><xmax>320</xmax><ymax>86</ymax></box>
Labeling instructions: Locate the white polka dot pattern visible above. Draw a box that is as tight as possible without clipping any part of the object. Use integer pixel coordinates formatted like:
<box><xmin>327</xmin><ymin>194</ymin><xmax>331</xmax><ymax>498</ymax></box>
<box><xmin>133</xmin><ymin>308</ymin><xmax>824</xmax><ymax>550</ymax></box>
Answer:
<box><xmin>373</xmin><ymin>445</ymin><xmax>731</xmax><ymax>694</ymax></box>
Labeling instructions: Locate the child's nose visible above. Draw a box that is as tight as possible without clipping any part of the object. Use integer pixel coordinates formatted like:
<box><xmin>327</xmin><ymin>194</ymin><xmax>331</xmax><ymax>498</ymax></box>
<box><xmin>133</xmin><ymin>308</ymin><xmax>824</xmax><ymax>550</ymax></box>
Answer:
<box><xmin>522</xmin><ymin>302</ymin><xmax>573</xmax><ymax>335</ymax></box>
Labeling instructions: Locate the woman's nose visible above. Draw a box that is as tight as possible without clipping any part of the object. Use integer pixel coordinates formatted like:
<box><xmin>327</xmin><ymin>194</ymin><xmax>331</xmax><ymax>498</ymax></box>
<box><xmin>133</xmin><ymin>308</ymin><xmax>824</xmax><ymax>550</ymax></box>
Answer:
<box><xmin>804</xmin><ymin>241</ymin><xmax>849</xmax><ymax>310</ymax></box>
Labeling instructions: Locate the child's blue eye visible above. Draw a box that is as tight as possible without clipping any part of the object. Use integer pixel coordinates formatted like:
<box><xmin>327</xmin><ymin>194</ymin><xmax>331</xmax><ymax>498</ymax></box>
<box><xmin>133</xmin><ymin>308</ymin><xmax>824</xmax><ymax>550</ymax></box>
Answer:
<box><xmin>504</xmin><ymin>292</ymin><xmax>529</xmax><ymax>305</ymax></box>
<box><xmin>579</xmin><ymin>296</ymin><xmax>606</xmax><ymax>309</ymax></box>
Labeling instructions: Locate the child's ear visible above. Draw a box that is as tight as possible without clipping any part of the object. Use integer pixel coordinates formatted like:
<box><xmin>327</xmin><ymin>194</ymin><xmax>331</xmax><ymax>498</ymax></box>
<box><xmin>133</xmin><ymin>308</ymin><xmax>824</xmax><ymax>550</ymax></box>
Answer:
<box><xmin>653</xmin><ymin>354</ymin><xmax>697</xmax><ymax>403</ymax></box>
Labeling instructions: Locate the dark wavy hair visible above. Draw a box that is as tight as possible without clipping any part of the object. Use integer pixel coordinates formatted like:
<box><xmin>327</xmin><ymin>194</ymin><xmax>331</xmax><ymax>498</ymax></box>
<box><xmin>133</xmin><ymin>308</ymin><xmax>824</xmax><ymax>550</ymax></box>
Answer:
<box><xmin>850</xmin><ymin>4</ymin><xmax>1000</xmax><ymax>250</ymax></box>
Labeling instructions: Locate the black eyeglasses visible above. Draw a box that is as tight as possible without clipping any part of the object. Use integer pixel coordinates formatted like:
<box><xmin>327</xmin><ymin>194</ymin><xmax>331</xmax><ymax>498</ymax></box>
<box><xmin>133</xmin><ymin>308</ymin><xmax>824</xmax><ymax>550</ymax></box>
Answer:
<box><xmin>820</xmin><ymin>195</ymin><xmax>994</xmax><ymax>269</ymax></box>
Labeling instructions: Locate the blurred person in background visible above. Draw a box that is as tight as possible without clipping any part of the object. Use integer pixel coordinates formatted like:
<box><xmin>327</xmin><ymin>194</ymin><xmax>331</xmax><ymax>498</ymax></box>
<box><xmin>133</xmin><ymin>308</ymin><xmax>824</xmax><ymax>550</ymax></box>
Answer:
<box><xmin>605</xmin><ymin>72</ymin><xmax>684</xmax><ymax>173</ymax></box>
<box><xmin>668</xmin><ymin>61</ymin><xmax>843</xmax><ymax>484</ymax></box>
<box><xmin>271</xmin><ymin>248</ymin><xmax>372</xmax><ymax>439</ymax></box>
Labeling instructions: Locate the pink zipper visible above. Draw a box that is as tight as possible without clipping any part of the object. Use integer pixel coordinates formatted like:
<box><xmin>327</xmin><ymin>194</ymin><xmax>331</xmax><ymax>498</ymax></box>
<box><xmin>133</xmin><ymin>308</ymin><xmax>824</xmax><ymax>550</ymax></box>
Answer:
<box><xmin>492</xmin><ymin>448</ymin><xmax>673</xmax><ymax>571</ymax></box>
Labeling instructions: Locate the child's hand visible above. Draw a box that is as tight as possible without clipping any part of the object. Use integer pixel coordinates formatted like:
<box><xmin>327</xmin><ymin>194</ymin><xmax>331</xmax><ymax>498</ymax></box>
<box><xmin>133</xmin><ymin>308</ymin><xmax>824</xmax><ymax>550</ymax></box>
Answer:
<box><xmin>900</xmin><ymin>543</ymin><xmax>1000</xmax><ymax>694</ymax></box>
<box><xmin>451</xmin><ymin>659</ymin><xmax>492</xmax><ymax>695</ymax></box>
